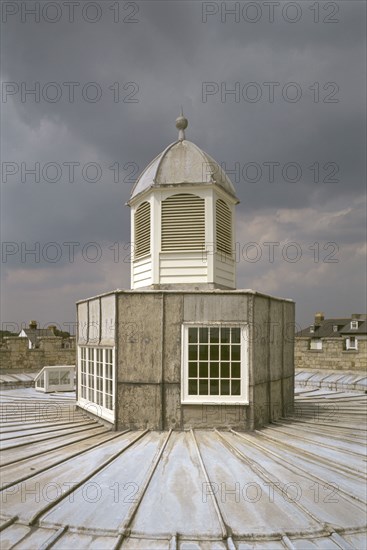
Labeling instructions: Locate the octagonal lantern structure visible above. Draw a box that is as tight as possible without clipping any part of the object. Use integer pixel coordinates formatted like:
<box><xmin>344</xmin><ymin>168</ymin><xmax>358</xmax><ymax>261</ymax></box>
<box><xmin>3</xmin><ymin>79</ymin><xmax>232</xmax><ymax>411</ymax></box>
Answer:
<box><xmin>76</xmin><ymin>114</ymin><xmax>295</xmax><ymax>431</ymax></box>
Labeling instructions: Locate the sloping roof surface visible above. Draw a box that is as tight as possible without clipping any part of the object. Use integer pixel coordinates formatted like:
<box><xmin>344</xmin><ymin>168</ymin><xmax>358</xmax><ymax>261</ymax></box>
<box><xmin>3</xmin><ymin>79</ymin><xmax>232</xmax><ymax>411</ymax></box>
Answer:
<box><xmin>297</xmin><ymin>318</ymin><xmax>350</xmax><ymax>338</ymax></box>
<box><xmin>340</xmin><ymin>320</ymin><xmax>367</xmax><ymax>335</ymax></box>
<box><xmin>130</xmin><ymin>140</ymin><xmax>237</xmax><ymax>201</ymax></box>
<box><xmin>0</xmin><ymin>378</ymin><xmax>366</xmax><ymax>549</ymax></box>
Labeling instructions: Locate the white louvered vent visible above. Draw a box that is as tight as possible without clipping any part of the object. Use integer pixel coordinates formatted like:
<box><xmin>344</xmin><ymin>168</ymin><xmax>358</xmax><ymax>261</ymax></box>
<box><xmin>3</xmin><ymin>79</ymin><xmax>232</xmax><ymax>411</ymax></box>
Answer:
<box><xmin>161</xmin><ymin>193</ymin><xmax>205</xmax><ymax>251</ymax></box>
<box><xmin>216</xmin><ymin>199</ymin><xmax>232</xmax><ymax>255</ymax></box>
<box><xmin>135</xmin><ymin>201</ymin><xmax>151</xmax><ymax>258</ymax></box>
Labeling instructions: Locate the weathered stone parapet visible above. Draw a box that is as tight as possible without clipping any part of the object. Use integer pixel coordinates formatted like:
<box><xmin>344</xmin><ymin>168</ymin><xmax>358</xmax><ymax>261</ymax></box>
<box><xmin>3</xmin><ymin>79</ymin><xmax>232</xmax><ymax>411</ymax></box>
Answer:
<box><xmin>0</xmin><ymin>336</ymin><xmax>76</xmax><ymax>371</ymax></box>
<box><xmin>295</xmin><ymin>337</ymin><xmax>367</xmax><ymax>370</ymax></box>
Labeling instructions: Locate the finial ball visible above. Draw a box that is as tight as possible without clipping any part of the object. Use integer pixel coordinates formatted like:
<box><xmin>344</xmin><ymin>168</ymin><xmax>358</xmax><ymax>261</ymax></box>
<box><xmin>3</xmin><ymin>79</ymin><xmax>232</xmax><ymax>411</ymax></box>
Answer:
<box><xmin>175</xmin><ymin>115</ymin><xmax>188</xmax><ymax>131</ymax></box>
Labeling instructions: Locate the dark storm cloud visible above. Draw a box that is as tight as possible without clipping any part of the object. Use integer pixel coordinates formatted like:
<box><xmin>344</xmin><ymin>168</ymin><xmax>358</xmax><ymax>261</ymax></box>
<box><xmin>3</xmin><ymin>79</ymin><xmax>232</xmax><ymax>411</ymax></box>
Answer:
<box><xmin>1</xmin><ymin>0</ymin><xmax>366</xmax><ymax>327</ymax></box>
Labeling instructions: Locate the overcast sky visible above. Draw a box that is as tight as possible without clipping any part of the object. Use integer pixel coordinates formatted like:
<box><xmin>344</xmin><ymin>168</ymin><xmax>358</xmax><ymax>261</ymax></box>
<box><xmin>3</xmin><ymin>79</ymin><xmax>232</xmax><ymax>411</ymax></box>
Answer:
<box><xmin>1</xmin><ymin>0</ymin><xmax>366</xmax><ymax>333</ymax></box>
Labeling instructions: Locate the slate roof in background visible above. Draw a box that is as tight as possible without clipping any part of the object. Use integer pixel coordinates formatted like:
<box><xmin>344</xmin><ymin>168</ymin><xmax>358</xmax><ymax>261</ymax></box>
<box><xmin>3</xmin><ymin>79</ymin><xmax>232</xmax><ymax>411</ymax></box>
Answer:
<box><xmin>340</xmin><ymin>320</ymin><xmax>367</xmax><ymax>335</ymax></box>
<box><xmin>296</xmin><ymin>318</ymin><xmax>350</xmax><ymax>338</ymax></box>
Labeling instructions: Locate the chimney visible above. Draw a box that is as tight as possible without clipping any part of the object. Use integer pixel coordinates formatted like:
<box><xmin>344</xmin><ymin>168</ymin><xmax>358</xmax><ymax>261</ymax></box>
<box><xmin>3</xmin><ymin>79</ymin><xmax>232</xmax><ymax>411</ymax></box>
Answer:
<box><xmin>48</xmin><ymin>325</ymin><xmax>57</xmax><ymax>335</ymax></box>
<box><xmin>314</xmin><ymin>312</ymin><xmax>324</xmax><ymax>326</ymax></box>
<box><xmin>29</xmin><ymin>320</ymin><xmax>37</xmax><ymax>330</ymax></box>
<box><xmin>351</xmin><ymin>313</ymin><xmax>362</xmax><ymax>320</ymax></box>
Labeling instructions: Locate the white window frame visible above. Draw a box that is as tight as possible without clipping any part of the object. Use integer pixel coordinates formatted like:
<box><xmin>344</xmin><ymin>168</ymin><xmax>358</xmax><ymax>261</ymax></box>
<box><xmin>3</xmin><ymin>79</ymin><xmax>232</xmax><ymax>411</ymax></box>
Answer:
<box><xmin>350</xmin><ymin>320</ymin><xmax>358</xmax><ymax>330</ymax></box>
<box><xmin>77</xmin><ymin>346</ymin><xmax>115</xmax><ymax>423</ymax></box>
<box><xmin>346</xmin><ymin>337</ymin><xmax>358</xmax><ymax>350</ymax></box>
<box><xmin>310</xmin><ymin>339</ymin><xmax>323</xmax><ymax>350</ymax></box>
<box><xmin>181</xmin><ymin>323</ymin><xmax>249</xmax><ymax>405</ymax></box>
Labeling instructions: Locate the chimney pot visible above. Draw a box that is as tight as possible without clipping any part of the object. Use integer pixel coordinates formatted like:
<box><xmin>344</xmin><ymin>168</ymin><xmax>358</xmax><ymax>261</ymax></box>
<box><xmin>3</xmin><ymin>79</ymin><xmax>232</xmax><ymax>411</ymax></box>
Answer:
<box><xmin>314</xmin><ymin>312</ymin><xmax>324</xmax><ymax>326</ymax></box>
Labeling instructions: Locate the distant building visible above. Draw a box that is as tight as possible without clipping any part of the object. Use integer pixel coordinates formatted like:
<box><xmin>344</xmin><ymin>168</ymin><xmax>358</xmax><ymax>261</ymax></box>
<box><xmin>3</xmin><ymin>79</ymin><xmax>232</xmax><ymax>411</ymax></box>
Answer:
<box><xmin>0</xmin><ymin>320</ymin><xmax>75</xmax><ymax>371</ymax></box>
<box><xmin>76</xmin><ymin>114</ymin><xmax>295</xmax><ymax>431</ymax></box>
<box><xmin>18</xmin><ymin>320</ymin><xmax>56</xmax><ymax>349</ymax></box>
<box><xmin>295</xmin><ymin>312</ymin><xmax>367</xmax><ymax>370</ymax></box>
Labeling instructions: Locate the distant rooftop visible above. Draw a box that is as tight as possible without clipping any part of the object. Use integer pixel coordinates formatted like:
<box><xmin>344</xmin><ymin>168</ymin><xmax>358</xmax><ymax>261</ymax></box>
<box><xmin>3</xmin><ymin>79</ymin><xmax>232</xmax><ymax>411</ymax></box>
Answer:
<box><xmin>296</xmin><ymin>313</ymin><xmax>367</xmax><ymax>338</ymax></box>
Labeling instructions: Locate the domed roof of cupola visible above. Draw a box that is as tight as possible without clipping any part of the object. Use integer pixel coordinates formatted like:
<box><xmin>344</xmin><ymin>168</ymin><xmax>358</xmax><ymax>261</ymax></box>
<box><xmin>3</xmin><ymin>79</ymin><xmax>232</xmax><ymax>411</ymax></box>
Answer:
<box><xmin>129</xmin><ymin>114</ymin><xmax>238</xmax><ymax>202</ymax></box>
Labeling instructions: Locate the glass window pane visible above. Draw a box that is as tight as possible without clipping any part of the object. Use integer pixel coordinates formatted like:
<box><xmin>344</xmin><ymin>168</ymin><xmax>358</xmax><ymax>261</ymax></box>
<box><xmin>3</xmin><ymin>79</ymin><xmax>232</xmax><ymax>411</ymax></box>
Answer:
<box><xmin>221</xmin><ymin>363</ymin><xmax>230</xmax><ymax>378</ymax></box>
<box><xmin>221</xmin><ymin>345</ymin><xmax>230</xmax><ymax>360</ymax></box>
<box><xmin>199</xmin><ymin>327</ymin><xmax>208</xmax><ymax>343</ymax></box>
<box><xmin>188</xmin><ymin>362</ymin><xmax>197</xmax><ymax>378</ymax></box>
<box><xmin>188</xmin><ymin>327</ymin><xmax>198</xmax><ymax>343</ymax></box>
<box><xmin>231</xmin><ymin>380</ymin><xmax>241</xmax><ymax>395</ymax></box>
<box><xmin>189</xmin><ymin>345</ymin><xmax>197</xmax><ymax>360</ymax></box>
<box><xmin>232</xmin><ymin>363</ymin><xmax>241</xmax><ymax>378</ymax></box>
<box><xmin>221</xmin><ymin>380</ymin><xmax>230</xmax><ymax>395</ymax></box>
<box><xmin>232</xmin><ymin>328</ymin><xmax>241</xmax><ymax>343</ymax></box>
<box><xmin>60</xmin><ymin>373</ymin><xmax>70</xmax><ymax>384</ymax></box>
<box><xmin>49</xmin><ymin>372</ymin><xmax>59</xmax><ymax>385</ymax></box>
<box><xmin>210</xmin><ymin>327</ymin><xmax>220</xmax><ymax>343</ymax></box>
<box><xmin>199</xmin><ymin>363</ymin><xmax>208</xmax><ymax>378</ymax></box>
<box><xmin>210</xmin><ymin>380</ymin><xmax>220</xmax><ymax>395</ymax></box>
<box><xmin>210</xmin><ymin>363</ymin><xmax>219</xmax><ymax>378</ymax></box>
<box><xmin>199</xmin><ymin>346</ymin><xmax>208</xmax><ymax>360</ymax></box>
<box><xmin>106</xmin><ymin>396</ymin><xmax>112</xmax><ymax>410</ymax></box>
<box><xmin>210</xmin><ymin>345</ymin><xmax>219</xmax><ymax>360</ymax></box>
<box><xmin>199</xmin><ymin>380</ymin><xmax>208</xmax><ymax>395</ymax></box>
<box><xmin>188</xmin><ymin>379</ymin><xmax>198</xmax><ymax>395</ymax></box>
<box><xmin>221</xmin><ymin>327</ymin><xmax>231</xmax><ymax>343</ymax></box>
<box><xmin>232</xmin><ymin>345</ymin><xmax>241</xmax><ymax>361</ymax></box>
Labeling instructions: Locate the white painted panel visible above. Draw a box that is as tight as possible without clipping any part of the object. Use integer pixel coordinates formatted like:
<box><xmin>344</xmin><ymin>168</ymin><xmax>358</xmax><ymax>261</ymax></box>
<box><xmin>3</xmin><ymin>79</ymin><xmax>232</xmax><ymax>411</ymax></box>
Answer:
<box><xmin>132</xmin><ymin>256</ymin><xmax>152</xmax><ymax>288</ymax></box>
<box><xmin>77</xmin><ymin>302</ymin><xmax>88</xmax><ymax>345</ymax></box>
<box><xmin>160</xmin><ymin>267</ymin><xmax>207</xmax><ymax>276</ymax></box>
<box><xmin>133</xmin><ymin>277</ymin><xmax>153</xmax><ymax>288</ymax></box>
<box><xmin>134</xmin><ymin>272</ymin><xmax>152</xmax><ymax>284</ymax></box>
<box><xmin>160</xmin><ymin>275</ymin><xmax>207</xmax><ymax>283</ymax></box>
<box><xmin>133</xmin><ymin>257</ymin><xmax>152</xmax><ymax>275</ymax></box>
<box><xmin>159</xmin><ymin>251</ymin><xmax>208</xmax><ymax>284</ymax></box>
<box><xmin>214</xmin><ymin>254</ymin><xmax>236</xmax><ymax>287</ymax></box>
<box><xmin>100</xmin><ymin>295</ymin><xmax>115</xmax><ymax>346</ymax></box>
<box><xmin>89</xmin><ymin>299</ymin><xmax>100</xmax><ymax>345</ymax></box>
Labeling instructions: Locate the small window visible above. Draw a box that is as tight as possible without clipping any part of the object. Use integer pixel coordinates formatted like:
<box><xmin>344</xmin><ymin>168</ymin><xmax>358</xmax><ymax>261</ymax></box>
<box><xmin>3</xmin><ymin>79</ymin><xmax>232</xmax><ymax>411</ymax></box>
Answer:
<box><xmin>182</xmin><ymin>324</ymin><xmax>248</xmax><ymax>404</ymax></box>
<box><xmin>310</xmin><ymin>339</ymin><xmax>322</xmax><ymax>350</ymax></box>
<box><xmin>78</xmin><ymin>346</ymin><xmax>115</xmax><ymax>422</ymax></box>
<box><xmin>309</xmin><ymin>325</ymin><xmax>314</xmax><ymax>333</ymax></box>
<box><xmin>350</xmin><ymin>320</ymin><xmax>358</xmax><ymax>330</ymax></box>
<box><xmin>346</xmin><ymin>336</ymin><xmax>358</xmax><ymax>350</ymax></box>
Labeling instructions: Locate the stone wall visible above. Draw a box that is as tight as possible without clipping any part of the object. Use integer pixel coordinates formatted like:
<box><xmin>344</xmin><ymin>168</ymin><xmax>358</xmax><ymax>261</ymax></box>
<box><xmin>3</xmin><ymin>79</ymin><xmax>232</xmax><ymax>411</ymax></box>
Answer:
<box><xmin>295</xmin><ymin>337</ymin><xmax>366</xmax><ymax>370</ymax></box>
<box><xmin>0</xmin><ymin>336</ymin><xmax>76</xmax><ymax>371</ymax></box>
<box><xmin>112</xmin><ymin>290</ymin><xmax>294</xmax><ymax>431</ymax></box>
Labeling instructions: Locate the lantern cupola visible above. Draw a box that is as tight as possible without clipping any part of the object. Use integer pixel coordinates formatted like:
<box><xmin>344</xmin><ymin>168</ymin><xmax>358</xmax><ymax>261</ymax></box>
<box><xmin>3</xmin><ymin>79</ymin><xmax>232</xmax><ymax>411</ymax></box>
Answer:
<box><xmin>128</xmin><ymin>114</ymin><xmax>240</xmax><ymax>290</ymax></box>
